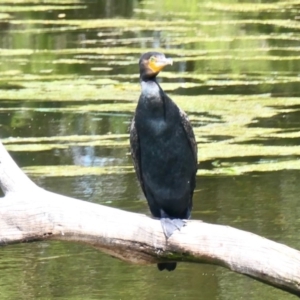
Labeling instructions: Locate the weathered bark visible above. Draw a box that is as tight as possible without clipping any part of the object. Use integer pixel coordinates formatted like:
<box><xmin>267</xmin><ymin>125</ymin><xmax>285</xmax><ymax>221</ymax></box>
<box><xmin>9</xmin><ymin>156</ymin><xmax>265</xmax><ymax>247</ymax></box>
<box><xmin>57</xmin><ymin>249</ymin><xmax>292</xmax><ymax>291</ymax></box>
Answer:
<box><xmin>0</xmin><ymin>141</ymin><xmax>300</xmax><ymax>297</ymax></box>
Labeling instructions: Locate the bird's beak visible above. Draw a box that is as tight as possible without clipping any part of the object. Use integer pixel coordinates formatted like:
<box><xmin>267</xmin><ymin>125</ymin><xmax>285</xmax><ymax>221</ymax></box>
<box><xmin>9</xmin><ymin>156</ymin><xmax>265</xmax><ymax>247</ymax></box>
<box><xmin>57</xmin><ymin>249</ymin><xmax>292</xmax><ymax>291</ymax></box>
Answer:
<box><xmin>158</xmin><ymin>57</ymin><xmax>173</xmax><ymax>66</ymax></box>
<box><xmin>149</xmin><ymin>57</ymin><xmax>173</xmax><ymax>73</ymax></box>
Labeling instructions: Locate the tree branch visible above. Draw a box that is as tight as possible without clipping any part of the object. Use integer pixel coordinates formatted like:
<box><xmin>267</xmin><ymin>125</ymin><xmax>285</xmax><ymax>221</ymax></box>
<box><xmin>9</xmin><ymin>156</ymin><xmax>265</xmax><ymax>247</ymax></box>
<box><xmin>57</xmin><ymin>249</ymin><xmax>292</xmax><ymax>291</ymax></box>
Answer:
<box><xmin>0</xmin><ymin>141</ymin><xmax>300</xmax><ymax>297</ymax></box>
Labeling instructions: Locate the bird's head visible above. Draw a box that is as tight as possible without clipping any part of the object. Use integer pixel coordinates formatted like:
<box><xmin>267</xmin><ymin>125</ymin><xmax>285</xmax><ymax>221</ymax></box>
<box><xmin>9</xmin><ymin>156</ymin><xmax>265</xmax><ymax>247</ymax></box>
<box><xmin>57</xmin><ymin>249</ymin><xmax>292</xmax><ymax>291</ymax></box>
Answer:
<box><xmin>139</xmin><ymin>52</ymin><xmax>173</xmax><ymax>80</ymax></box>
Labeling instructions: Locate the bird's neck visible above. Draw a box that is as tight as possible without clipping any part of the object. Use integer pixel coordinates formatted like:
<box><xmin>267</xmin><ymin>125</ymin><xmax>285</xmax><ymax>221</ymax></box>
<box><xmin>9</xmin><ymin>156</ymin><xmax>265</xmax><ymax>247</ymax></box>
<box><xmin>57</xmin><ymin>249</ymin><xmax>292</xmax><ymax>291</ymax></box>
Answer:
<box><xmin>139</xmin><ymin>79</ymin><xmax>166</xmax><ymax>119</ymax></box>
<box><xmin>140</xmin><ymin>78</ymin><xmax>161</xmax><ymax>95</ymax></box>
<box><xmin>141</xmin><ymin>79</ymin><xmax>164</xmax><ymax>106</ymax></box>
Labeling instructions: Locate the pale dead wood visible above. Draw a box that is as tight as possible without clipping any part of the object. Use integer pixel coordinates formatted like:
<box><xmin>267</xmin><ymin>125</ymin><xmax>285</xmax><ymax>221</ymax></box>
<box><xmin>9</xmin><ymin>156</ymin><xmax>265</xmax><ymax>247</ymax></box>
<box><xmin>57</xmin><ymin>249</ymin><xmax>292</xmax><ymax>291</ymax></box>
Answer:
<box><xmin>0</xmin><ymin>141</ymin><xmax>300</xmax><ymax>297</ymax></box>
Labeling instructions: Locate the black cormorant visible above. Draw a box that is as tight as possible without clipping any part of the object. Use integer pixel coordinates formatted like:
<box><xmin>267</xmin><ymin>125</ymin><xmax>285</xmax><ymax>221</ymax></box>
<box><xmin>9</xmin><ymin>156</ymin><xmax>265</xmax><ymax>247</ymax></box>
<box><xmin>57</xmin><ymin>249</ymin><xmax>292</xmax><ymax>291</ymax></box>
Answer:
<box><xmin>130</xmin><ymin>52</ymin><xmax>198</xmax><ymax>271</ymax></box>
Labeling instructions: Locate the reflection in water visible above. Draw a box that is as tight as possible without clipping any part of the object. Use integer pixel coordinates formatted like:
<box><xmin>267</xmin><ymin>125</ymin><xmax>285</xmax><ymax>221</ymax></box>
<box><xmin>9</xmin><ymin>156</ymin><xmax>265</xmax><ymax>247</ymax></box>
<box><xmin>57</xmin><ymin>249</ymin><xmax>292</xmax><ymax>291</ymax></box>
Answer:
<box><xmin>0</xmin><ymin>241</ymin><xmax>218</xmax><ymax>299</ymax></box>
<box><xmin>1</xmin><ymin>0</ymin><xmax>300</xmax><ymax>299</ymax></box>
<box><xmin>249</xmin><ymin>108</ymin><xmax>300</xmax><ymax>130</ymax></box>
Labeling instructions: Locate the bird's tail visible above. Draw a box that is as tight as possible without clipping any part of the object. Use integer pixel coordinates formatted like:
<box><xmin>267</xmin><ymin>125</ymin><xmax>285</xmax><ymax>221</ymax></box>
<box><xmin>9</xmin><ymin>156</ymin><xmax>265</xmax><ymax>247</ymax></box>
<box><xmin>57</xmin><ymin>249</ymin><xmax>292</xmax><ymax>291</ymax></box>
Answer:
<box><xmin>157</xmin><ymin>262</ymin><xmax>177</xmax><ymax>271</ymax></box>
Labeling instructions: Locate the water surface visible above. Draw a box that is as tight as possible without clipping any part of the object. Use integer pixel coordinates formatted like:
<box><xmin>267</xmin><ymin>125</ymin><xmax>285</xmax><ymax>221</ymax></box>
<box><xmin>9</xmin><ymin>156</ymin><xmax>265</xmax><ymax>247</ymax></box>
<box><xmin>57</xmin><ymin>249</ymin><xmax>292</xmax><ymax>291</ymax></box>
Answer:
<box><xmin>1</xmin><ymin>0</ymin><xmax>300</xmax><ymax>299</ymax></box>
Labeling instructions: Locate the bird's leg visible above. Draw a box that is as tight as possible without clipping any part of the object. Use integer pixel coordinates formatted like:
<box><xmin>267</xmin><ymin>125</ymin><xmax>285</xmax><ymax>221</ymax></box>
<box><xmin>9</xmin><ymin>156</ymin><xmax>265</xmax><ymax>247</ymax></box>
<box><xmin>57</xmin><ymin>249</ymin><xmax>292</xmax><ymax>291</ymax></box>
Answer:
<box><xmin>160</xmin><ymin>218</ymin><xmax>186</xmax><ymax>239</ymax></box>
<box><xmin>159</xmin><ymin>210</ymin><xmax>187</xmax><ymax>239</ymax></box>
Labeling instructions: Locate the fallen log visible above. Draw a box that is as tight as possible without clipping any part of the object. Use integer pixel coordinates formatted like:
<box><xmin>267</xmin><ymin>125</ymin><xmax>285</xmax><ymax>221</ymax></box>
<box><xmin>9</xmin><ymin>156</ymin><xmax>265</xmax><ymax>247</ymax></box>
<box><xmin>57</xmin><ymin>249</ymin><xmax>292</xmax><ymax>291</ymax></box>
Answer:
<box><xmin>0</xmin><ymin>141</ymin><xmax>300</xmax><ymax>297</ymax></box>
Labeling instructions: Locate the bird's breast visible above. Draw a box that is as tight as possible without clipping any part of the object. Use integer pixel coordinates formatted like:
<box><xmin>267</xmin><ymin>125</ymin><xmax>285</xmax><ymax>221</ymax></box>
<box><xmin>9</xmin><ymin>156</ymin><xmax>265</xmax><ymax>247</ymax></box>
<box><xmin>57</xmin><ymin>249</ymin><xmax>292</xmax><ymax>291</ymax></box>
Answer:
<box><xmin>147</xmin><ymin>118</ymin><xmax>168</xmax><ymax>135</ymax></box>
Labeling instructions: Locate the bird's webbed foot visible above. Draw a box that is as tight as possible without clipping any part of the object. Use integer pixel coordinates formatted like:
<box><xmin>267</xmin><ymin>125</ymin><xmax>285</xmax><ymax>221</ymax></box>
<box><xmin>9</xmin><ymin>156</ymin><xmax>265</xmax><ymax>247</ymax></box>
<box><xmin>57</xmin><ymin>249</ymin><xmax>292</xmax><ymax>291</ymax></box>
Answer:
<box><xmin>160</xmin><ymin>218</ymin><xmax>186</xmax><ymax>239</ymax></box>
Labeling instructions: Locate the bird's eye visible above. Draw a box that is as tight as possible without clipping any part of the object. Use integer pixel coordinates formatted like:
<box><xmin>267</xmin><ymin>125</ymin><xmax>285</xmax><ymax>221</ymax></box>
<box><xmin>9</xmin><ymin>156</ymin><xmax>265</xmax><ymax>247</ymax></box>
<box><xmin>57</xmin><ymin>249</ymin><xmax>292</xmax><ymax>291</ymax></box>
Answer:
<box><xmin>149</xmin><ymin>56</ymin><xmax>156</xmax><ymax>62</ymax></box>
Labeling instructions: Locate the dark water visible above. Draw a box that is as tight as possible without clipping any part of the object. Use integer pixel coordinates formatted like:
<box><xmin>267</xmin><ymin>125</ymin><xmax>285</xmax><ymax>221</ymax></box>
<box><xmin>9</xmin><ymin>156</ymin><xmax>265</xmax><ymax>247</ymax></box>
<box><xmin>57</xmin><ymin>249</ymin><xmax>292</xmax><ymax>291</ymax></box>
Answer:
<box><xmin>1</xmin><ymin>0</ymin><xmax>300</xmax><ymax>299</ymax></box>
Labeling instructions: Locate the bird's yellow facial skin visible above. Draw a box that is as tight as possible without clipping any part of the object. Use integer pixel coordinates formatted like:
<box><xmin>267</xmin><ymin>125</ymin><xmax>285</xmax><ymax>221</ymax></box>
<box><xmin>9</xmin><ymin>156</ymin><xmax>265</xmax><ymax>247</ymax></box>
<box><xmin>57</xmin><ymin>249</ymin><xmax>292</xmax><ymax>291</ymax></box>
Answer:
<box><xmin>148</xmin><ymin>56</ymin><xmax>161</xmax><ymax>73</ymax></box>
<box><xmin>148</xmin><ymin>56</ymin><xmax>172</xmax><ymax>74</ymax></box>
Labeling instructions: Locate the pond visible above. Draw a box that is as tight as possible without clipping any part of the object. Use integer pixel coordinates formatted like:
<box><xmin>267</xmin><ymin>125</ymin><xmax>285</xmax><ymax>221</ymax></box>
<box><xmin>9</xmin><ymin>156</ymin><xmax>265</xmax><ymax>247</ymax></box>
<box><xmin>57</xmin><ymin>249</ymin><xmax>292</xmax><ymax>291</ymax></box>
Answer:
<box><xmin>1</xmin><ymin>0</ymin><xmax>300</xmax><ymax>299</ymax></box>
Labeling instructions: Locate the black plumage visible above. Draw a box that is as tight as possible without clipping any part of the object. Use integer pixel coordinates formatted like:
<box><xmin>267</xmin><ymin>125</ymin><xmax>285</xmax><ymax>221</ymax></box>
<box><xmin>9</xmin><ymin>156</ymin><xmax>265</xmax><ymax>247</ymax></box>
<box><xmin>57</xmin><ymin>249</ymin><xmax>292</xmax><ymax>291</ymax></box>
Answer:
<box><xmin>130</xmin><ymin>52</ymin><xmax>198</xmax><ymax>271</ymax></box>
